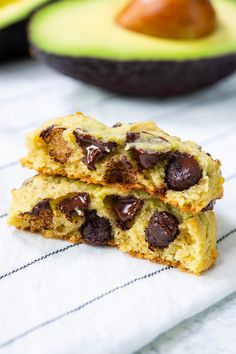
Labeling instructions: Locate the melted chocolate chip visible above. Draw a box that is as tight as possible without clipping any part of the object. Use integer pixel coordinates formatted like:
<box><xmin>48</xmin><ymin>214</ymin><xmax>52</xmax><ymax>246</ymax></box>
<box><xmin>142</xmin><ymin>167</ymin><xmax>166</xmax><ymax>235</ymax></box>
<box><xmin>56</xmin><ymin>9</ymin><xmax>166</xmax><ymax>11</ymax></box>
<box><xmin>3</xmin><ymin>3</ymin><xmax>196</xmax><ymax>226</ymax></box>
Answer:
<box><xmin>73</xmin><ymin>131</ymin><xmax>117</xmax><ymax>170</ymax></box>
<box><xmin>31</xmin><ymin>199</ymin><xmax>51</xmax><ymax>216</ymax></box>
<box><xmin>81</xmin><ymin>210</ymin><xmax>112</xmax><ymax>246</ymax></box>
<box><xmin>202</xmin><ymin>200</ymin><xmax>216</xmax><ymax>212</ymax></box>
<box><xmin>113</xmin><ymin>195</ymin><xmax>143</xmax><ymax>230</ymax></box>
<box><xmin>145</xmin><ymin>211</ymin><xmax>179</xmax><ymax>248</ymax></box>
<box><xmin>104</xmin><ymin>156</ymin><xmax>136</xmax><ymax>184</ymax></box>
<box><xmin>166</xmin><ymin>152</ymin><xmax>202</xmax><ymax>191</ymax></box>
<box><xmin>59</xmin><ymin>193</ymin><xmax>90</xmax><ymax>218</ymax></box>
<box><xmin>131</xmin><ymin>148</ymin><xmax>170</xmax><ymax>170</ymax></box>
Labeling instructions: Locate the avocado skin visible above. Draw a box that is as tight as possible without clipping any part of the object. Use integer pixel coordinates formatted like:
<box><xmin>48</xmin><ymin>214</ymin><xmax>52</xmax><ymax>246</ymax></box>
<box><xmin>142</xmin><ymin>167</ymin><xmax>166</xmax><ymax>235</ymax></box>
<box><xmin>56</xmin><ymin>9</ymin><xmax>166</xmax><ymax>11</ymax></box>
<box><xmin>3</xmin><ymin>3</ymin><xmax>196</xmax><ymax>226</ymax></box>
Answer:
<box><xmin>0</xmin><ymin>1</ymin><xmax>55</xmax><ymax>62</ymax></box>
<box><xmin>0</xmin><ymin>20</ymin><xmax>29</xmax><ymax>62</ymax></box>
<box><xmin>32</xmin><ymin>47</ymin><xmax>236</xmax><ymax>97</ymax></box>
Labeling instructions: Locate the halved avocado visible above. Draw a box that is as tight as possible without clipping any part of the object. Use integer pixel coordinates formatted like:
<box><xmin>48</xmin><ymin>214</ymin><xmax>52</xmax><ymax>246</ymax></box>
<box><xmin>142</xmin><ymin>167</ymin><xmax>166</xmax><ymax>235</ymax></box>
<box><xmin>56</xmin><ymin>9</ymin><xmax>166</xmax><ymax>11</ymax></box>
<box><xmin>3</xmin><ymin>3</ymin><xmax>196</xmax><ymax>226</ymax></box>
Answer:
<box><xmin>0</xmin><ymin>0</ymin><xmax>52</xmax><ymax>61</ymax></box>
<box><xmin>29</xmin><ymin>0</ymin><xmax>236</xmax><ymax>97</ymax></box>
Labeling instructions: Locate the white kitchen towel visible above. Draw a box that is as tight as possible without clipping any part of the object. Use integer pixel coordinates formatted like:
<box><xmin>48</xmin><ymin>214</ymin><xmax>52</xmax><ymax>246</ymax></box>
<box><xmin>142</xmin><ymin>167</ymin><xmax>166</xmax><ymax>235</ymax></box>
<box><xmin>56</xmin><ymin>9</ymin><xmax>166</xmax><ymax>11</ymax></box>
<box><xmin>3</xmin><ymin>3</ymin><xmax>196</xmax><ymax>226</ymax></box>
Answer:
<box><xmin>0</xmin><ymin>61</ymin><xmax>236</xmax><ymax>354</ymax></box>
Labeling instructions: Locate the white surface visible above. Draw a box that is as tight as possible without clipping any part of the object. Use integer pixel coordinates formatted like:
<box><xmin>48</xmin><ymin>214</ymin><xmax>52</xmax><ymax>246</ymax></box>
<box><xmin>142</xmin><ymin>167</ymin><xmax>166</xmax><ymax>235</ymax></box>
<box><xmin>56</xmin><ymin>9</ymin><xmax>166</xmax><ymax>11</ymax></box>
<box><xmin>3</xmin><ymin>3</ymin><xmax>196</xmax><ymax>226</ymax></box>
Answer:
<box><xmin>0</xmin><ymin>60</ymin><xmax>236</xmax><ymax>354</ymax></box>
<box><xmin>138</xmin><ymin>291</ymin><xmax>236</xmax><ymax>354</ymax></box>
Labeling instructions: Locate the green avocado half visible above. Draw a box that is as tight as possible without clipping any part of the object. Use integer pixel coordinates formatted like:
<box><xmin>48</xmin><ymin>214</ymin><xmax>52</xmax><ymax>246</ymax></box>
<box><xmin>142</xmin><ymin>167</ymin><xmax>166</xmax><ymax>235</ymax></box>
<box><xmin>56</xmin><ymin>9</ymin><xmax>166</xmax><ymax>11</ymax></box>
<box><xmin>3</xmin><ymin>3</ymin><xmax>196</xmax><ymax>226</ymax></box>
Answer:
<box><xmin>0</xmin><ymin>0</ymin><xmax>52</xmax><ymax>61</ymax></box>
<box><xmin>30</xmin><ymin>0</ymin><xmax>236</xmax><ymax>97</ymax></box>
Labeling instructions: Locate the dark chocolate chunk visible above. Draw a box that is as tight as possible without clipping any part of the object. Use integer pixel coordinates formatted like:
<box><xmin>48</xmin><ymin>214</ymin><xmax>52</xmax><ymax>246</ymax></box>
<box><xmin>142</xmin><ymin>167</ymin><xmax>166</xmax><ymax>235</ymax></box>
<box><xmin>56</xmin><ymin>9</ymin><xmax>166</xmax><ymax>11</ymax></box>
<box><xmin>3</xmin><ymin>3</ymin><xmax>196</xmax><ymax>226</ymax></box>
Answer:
<box><xmin>31</xmin><ymin>199</ymin><xmax>51</xmax><ymax>217</ymax></box>
<box><xmin>81</xmin><ymin>210</ymin><xmax>112</xmax><ymax>246</ymax></box>
<box><xmin>202</xmin><ymin>200</ymin><xmax>216</xmax><ymax>212</ymax></box>
<box><xmin>58</xmin><ymin>193</ymin><xmax>90</xmax><ymax>218</ymax></box>
<box><xmin>131</xmin><ymin>148</ymin><xmax>170</xmax><ymax>170</ymax></box>
<box><xmin>104</xmin><ymin>156</ymin><xmax>136</xmax><ymax>184</ymax></box>
<box><xmin>126</xmin><ymin>132</ymin><xmax>140</xmax><ymax>143</ymax></box>
<box><xmin>73</xmin><ymin>130</ymin><xmax>117</xmax><ymax>170</ymax></box>
<box><xmin>21</xmin><ymin>199</ymin><xmax>53</xmax><ymax>231</ymax></box>
<box><xmin>40</xmin><ymin>125</ymin><xmax>55</xmax><ymax>141</ymax></box>
<box><xmin>113</xmin><ymin>195</ymin><xmax>143</xmax><ymax>230</ymax></box>
<box><xmin>40</xmin><ymin>125</ymin><xmax>72</xmax><ymax>164</ymax></box>
<box><xmin>126</xmin><ymin>132</ymin><xmax>170</xmax><ymax>169</ymax></box>
<box><xmin>112</xmin><ymin>122</ymin><xmax>122</xmax><ymax>128</ymax></box>
<box><xmin>145</xmin><ymin>211</ymin><xmax>179</xmax><ymax>248</ymax></box>
<box><xmin>166</xmin><ymin>152</ymin><xmax>202</xmax><ymax>191</ymax></box>
<box><xmin>126</xmin><ymin>131</ymin><xmax>169</xmax><ymax>144</ymax></box>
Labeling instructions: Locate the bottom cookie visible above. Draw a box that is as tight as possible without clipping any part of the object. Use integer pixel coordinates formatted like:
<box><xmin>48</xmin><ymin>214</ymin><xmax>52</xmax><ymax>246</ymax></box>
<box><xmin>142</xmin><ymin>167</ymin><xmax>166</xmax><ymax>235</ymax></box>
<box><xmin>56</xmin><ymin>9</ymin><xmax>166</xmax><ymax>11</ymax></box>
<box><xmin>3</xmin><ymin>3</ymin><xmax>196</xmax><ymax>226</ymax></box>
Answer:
<box><xmin>8</xmin><ymin>175</ymin><xmax>217</xmax><ymax>274</ymax></box>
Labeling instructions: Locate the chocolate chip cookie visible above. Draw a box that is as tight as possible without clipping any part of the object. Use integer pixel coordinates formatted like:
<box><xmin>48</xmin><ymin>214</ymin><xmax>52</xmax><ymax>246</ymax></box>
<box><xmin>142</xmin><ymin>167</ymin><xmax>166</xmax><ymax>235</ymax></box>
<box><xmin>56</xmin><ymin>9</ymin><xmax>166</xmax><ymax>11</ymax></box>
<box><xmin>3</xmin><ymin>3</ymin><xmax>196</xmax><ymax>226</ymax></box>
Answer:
<box><xmin>8</xmin><ymin>175</ymin><xmax>217</xmax><ymax>274</ymax></box>
<box><xmin>21</xmin><ymin>112</ymin><xmax>223</xmax><ymax>214</ymax></box>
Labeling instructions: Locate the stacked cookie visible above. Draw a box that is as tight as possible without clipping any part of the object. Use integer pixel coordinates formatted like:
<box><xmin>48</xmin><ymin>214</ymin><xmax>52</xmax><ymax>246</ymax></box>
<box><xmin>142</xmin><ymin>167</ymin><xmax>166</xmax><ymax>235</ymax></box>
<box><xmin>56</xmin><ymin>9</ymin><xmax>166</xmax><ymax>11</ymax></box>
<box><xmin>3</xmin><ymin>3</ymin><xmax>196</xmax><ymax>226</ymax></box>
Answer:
<box><xmin>8</xmin><ymin>113</ymin><xmax>224</xmax><ymax>274</ymax></box>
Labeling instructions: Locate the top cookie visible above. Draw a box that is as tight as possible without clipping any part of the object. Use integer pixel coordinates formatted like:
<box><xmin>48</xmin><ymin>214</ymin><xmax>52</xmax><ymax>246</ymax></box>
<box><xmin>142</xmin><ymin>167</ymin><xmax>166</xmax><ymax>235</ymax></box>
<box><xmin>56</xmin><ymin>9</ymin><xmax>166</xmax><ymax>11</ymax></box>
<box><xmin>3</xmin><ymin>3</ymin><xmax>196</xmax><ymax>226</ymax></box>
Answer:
<box><xmin>21</xmin><ymin>112</ymin><xmax>224</xmax><ymax>214</ymax></box>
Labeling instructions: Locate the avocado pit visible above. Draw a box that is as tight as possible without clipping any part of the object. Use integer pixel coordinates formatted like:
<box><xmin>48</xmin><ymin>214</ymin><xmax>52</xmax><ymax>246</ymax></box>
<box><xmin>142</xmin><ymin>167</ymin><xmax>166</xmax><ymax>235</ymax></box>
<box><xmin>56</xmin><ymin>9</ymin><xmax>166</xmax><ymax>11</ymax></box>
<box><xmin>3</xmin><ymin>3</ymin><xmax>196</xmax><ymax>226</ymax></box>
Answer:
<box><xmin>117</xmin><ymin>0</ymin><xmax>217</xmax><ymax>40</ymax></box>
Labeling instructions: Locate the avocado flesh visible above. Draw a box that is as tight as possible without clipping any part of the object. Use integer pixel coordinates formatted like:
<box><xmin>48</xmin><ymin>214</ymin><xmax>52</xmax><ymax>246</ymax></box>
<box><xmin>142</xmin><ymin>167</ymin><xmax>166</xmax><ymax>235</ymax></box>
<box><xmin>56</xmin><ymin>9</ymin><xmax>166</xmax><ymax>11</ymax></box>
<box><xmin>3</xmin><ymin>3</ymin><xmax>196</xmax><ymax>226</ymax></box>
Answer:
<box><xmin>0</xmin><ymin>0</ymin><xmax>51</xmax><ymax>61</ymax></box>
<box><xmin>30</xmin><ymin>0</ymin><xmax>236</xmax><ymax>60</ymax></box>
<box><xmin>30</xmin><ymin>0</ymin><xmax>236</xmax><ymax>97</ymax></box>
